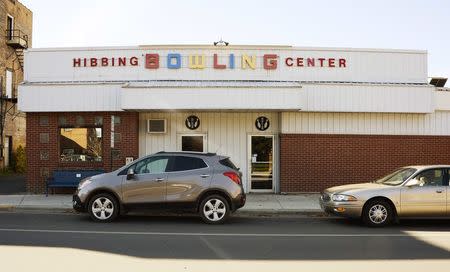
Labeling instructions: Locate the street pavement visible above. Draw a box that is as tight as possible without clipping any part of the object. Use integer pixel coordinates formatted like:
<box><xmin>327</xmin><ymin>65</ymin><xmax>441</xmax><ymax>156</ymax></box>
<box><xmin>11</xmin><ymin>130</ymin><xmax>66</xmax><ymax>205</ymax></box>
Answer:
<box><xmin>1</xmin><ymin>211</ymin><xmax>450</xmax><ymax>271</ymax></box>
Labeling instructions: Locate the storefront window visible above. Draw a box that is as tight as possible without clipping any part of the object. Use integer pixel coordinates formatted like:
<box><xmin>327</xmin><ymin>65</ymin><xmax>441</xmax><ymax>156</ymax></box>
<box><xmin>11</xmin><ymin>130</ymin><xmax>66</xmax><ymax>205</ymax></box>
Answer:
<box><xmin>60</xmin><ymin>127</ymin><xmax>102</xmax><ymax>162</ymax></box>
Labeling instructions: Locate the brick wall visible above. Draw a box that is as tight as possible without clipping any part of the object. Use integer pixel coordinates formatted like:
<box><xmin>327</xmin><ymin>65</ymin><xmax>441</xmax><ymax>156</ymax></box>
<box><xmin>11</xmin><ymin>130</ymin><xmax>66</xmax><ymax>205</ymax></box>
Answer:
<box><xmin>0</xmin><ymin>0</ymin><xmax>33</xmax><ymax>168</ymax></box>
<box><xmin>280</xmin><ymin>134</ymin><xmax>450</xmax><ymax>192</ymax></box>
<box><xmin>26</xmin><ymin>112</ymin><xmax>139</xmax><ymax>193</ymax></box>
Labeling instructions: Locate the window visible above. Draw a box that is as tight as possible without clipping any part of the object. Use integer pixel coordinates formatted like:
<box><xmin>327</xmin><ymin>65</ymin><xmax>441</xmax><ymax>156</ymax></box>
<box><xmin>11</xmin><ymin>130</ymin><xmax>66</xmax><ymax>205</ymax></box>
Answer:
<box><xmin>6</xmin><ymin>15</ymin><xmax>13</xmax><ymax>40</ymax></box>
<box><xmin>133</xmin><ymin>157</ymin><xmax>169</xmax><ymax>174</ymax></box>
<box><xmin>76</xmin><ymin>116</ymin><xmax>85</xmax><ymax>126</ymax></box>
<box><xmin>58</xmin><ymin>116</ymin><xmax>67</xmax><ymax>126</ymax></box>
<box><xmin>170</xmin><ymin>156</ymin><xmax>207</xmax><ymax>172</ymax></box>
<box><xmin>60</xmin><ymin>127</ymin><xmax>102</xmax><ymax>162</ymax></box>
<box><xmin>181</xmin><ymin>135</ymin><xmax>204</xmax><ymax>152</ymax></box>
<box><xmin>94</xmin><ymin>116</ymin><xmax>103</xmax><ymax>126</ymax></box>
<box><xmin>113</xmin><ymin>116</ymin><xmax>121</xmax><ymax>125</ymax></box>
<box><xmin>414</xmin><ymin>169</ymin><xmax>444</xmax><ymax>187</ymax></box>
<box><xmin>5</xmin><ymin>70</ymin><xmax>12</xmax><ymax>98</ymax></box>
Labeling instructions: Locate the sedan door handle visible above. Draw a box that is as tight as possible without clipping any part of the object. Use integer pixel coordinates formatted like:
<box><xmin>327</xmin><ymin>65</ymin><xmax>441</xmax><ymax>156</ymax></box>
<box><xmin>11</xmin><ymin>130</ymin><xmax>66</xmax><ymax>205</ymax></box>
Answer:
<box><xmin>436</xmin><ymin>190</ymin><xmax>443</xmax><ymax>193</ymax></box>
<box><xmin>200</xmin><ymin>174</ymin><xmax>210</xmax><ymax>178</ymax></box>
<box><xmin>154</xmin><ymin>178</ymin><xmax>164</xmax><ymax>182</ymax></box>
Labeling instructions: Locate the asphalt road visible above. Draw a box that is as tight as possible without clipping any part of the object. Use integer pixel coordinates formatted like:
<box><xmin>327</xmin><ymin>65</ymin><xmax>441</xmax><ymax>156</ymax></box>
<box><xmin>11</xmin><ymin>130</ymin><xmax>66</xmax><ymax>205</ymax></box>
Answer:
<box><xmin>1</xmin><ymin>212</ymin><xmax>450</xmax><ymax>271</ymax></box>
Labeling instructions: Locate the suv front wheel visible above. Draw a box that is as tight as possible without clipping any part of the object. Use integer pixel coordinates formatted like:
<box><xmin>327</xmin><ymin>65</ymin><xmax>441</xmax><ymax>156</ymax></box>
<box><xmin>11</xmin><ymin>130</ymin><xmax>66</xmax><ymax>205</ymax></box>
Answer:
<box><xmin>199</xmin><ymin>195</ymin><xmax>230</xmax><ymax>224</ymax></box>
<box><xmin>88</xmin><ymin>193</ymin><xmax>119</xmax><ymax>223</ymax></box>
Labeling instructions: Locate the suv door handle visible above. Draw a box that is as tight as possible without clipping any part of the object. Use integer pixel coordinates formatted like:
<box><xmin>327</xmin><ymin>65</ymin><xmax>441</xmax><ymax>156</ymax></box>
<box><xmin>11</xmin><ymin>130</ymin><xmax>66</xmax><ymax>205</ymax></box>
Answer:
<box><xmin>436</xmin><ymin>190</ymin><xmax>443</xmax><ymax>193</ymax></box>
<box><xmin>200</xmin><ymin>174</ymin><xmax>210</xmax><ymax>178</ymax></box>
<box><xmin>154</xmin><ymin>178</ymin><xmax>164</xmax><ymax>182</ymax></box>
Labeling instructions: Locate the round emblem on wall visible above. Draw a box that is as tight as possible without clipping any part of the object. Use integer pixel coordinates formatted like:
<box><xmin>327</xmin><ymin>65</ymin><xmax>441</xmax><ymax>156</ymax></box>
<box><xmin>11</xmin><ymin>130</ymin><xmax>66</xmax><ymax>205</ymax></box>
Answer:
<box><xmin>255</xmin><ymin>116</ymin><xmax>270</xmax><ymax>131</ymax></box>
<box><xmin>185</xmin><ymin>115</ymin><xmax>200</xmax><ymax>130</ymax></box>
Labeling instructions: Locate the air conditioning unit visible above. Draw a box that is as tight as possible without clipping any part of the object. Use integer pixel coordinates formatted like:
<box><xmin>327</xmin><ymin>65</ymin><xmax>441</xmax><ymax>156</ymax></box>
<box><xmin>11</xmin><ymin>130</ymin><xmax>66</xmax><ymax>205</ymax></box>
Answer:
<box><xmin>147</xmin><ymin>119</ymin><xmax>167</xmax><ymax>133</ymax></box>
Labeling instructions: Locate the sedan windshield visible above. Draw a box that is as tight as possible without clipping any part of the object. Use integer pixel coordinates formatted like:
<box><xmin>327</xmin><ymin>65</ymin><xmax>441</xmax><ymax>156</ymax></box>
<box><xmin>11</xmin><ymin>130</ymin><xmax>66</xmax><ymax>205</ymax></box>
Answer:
<box><xmin>374</xmin><ymin>168</ymin><xmax>417</xmax><ymax>186</ymax></box>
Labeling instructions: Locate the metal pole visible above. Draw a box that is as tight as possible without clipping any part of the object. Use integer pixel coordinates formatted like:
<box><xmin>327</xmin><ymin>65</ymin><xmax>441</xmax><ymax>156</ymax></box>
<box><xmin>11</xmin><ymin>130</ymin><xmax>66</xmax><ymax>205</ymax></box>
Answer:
<box><xmin>110</xmin><ymin>115</ymin><xmax>115</xmax><ymax>171</ymax></box>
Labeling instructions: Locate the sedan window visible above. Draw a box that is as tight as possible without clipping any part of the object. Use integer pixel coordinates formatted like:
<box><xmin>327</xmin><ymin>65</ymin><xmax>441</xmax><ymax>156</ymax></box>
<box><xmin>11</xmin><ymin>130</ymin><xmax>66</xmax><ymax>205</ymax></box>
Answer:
<box><xmin>414</xmin><ymin>169</ymin><xmax>444</xmax><ymax>187</ymax></box>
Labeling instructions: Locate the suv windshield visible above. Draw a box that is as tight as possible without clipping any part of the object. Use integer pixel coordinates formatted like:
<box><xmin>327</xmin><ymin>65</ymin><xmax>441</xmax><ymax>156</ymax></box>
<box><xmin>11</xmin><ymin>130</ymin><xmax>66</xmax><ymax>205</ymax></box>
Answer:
<box><xmin>374</xmin><ymin>168</ymin><xmax>417</xmax><ymax>186</ymax></box>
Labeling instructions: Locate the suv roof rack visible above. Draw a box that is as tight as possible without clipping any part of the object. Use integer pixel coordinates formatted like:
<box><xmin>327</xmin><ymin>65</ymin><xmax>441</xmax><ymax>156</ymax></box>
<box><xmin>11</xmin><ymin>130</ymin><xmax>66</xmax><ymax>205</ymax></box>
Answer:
<box><xmin>155</xmin><ymin>151</ymin><xmax>217</xmax><ymax>156</ymax></box>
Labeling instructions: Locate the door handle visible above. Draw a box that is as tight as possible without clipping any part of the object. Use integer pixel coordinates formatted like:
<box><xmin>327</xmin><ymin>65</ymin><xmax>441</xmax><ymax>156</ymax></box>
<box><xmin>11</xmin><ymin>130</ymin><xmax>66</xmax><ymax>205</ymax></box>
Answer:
<box><xmin>200</xmin><ymin>174</ymin><xmax>210</xmax><ymax>178</ymax></box>
<box><xmin>154</xmin><ymin>178</ymin><xmax>164</xmax><ymax>182</ymax></box>
<box><xmin>436</xmin><ymin>190</ymin><xmax>443</xmax><ymax>193</ymax></box>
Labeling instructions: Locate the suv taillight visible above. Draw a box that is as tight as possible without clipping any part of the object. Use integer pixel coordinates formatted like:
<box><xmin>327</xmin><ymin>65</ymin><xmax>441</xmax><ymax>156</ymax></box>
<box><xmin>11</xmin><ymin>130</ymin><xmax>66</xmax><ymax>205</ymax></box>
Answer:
<box><xmin>223</xmin><ymin>172</ymin><xmax>241</xmax><ymax>185</ymax></box>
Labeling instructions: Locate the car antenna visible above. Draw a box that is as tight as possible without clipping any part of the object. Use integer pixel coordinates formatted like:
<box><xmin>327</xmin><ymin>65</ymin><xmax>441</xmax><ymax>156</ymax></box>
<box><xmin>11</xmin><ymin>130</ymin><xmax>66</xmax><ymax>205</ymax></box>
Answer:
<box><xmin>215</xmin><ymin>144</ymin><xmax>222</xmax><ymax>154</ymax></box>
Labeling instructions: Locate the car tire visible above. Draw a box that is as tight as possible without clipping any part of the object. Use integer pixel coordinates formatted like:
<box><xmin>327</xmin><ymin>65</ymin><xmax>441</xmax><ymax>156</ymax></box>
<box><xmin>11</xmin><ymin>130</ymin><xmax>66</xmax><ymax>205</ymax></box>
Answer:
<box><xmin>88</xmin><ymin>193</ymin><xmax>119</xmax><ymax>223</ymax></box>
<box><xmin>199</xmin><ymin>195</ymin><xmax>230</xmax><ymax>224</ymax></box>
<box><xmin>362</xmin><ymin>199</ymin><xmax>394</xmax><ymax>227</ymax></box>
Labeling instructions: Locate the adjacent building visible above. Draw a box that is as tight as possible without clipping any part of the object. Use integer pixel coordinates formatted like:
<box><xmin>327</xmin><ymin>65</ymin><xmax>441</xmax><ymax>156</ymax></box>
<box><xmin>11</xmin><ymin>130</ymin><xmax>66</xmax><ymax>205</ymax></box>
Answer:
<box><xmin>18</xmin><ymin>44</ymin><xmax>449</xmax><ymax>193</ymax></box>
<box><xmin>0</xmin><ymin>0</ymin><xmax>32</xmax><ymax>169</ymax></box>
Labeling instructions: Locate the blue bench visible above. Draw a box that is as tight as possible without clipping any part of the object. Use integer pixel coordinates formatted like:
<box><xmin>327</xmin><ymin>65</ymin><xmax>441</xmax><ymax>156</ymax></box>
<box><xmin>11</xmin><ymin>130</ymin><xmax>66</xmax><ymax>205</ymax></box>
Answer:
<box><xmin>46</xmin><ymin>169</ymin><xmax>104</xmax><ymax>196</ymax></box>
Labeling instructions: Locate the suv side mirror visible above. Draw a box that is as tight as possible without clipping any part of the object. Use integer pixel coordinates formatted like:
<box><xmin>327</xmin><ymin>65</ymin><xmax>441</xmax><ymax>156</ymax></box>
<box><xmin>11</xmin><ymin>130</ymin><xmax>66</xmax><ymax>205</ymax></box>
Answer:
<box><xmin>126</xmin><ymin>168</ymin><xmax>135</xmax><ymax>180</ymax></box>
<box><xmin>406</xmin><ymin>178</ymin><xmax>420</xmax><ymax>187</ymax></box>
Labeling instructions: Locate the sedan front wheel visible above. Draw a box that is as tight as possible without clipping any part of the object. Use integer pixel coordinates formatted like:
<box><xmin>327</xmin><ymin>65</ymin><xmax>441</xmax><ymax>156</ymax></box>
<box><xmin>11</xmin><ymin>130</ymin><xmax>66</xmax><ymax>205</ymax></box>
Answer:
<box><xmin>362</xmin><ymin>199</ymin><xmax>394</xmax><ymax>227</ymax></box>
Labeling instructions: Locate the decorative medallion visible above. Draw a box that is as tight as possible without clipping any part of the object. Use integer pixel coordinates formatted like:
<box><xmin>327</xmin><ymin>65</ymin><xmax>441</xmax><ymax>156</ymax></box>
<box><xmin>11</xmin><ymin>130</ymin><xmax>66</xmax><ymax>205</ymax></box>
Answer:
<box><xmin>185</xmin><ymin>115</ymin><xmax>200</xmax><ymax>130</ymax></box>
<box><xmin>255</xmin><ymin>116</ymin><xmax>270</xmax><ymax>131</ymax></box>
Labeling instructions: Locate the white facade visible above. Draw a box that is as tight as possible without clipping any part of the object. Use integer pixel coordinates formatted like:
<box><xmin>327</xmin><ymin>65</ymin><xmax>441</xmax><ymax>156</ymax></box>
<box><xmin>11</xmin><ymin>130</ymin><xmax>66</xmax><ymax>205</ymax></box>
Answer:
<box><xmin>139</xmin><ymin>112</ymin><xmax>280</xmax><ymax>193</ymax></box>
<box><xmin>23</xmin><ymin>45</ymin><xmax>427</xmax><ymax>83</ymax></box>
<box><xmin>18</xmin><ymin>44</ymin><xmax>449</xmax><ymax>193</ymax></box>
<box><xmin>19</xmin><ymin>45</ymin><xmax>437</xmax><ymax>114</ymax></box>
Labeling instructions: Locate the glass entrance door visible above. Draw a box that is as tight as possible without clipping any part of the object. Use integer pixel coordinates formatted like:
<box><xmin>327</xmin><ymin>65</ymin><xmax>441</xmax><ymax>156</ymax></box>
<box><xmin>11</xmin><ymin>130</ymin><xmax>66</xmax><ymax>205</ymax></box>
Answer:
<box><xmin>249</xmin><ymin>135</ymin><xmax>274</xmax><ymax>191</ymax></box>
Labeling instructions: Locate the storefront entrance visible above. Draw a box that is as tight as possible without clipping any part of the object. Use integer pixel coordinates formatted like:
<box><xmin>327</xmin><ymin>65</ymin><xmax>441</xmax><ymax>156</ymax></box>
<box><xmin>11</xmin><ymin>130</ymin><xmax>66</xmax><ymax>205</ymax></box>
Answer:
<box><xmin>248</xmin><ymin>135</ymin><xmax>275</xmax><ymax>192</ymax></box>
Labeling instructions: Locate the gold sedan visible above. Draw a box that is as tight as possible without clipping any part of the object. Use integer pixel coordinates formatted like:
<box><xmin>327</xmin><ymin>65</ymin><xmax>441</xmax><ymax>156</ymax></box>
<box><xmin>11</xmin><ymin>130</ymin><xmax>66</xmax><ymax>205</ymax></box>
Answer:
<box><xmin>320</xmin><ymin>165</ymin><xmax>449</xmax><ymax>227</ymax></box>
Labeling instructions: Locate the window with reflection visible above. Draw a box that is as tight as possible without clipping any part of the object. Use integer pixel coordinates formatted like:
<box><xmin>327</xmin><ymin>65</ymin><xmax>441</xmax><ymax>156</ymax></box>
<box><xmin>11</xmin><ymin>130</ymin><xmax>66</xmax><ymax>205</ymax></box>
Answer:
<box><xmin>60</xmin><ymin>128</ymin><xmax>102</xmax><ymax>162</ymax></box>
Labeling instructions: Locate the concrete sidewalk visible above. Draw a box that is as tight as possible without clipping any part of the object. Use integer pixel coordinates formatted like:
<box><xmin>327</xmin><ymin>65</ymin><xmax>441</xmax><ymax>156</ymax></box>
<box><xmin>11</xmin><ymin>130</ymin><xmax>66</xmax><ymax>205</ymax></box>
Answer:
<box><xmin>0</xmin><ymin>193</ymin><xmax>322</xmax><ymax>215</ymax></box>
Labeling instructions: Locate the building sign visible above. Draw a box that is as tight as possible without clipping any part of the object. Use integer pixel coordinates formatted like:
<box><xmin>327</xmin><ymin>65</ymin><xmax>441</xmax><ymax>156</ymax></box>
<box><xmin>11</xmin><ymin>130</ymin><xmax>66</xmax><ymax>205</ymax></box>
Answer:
<box><xmin>185</xmin><ymin>115</ymin><xmax>200</xmax><ymax>130</ymax></box>
<box><xmin>72</xmin><ymin>53</ymin><xmax>347</xmax><ymax>70</ymax></box>
<box><xmin>255</xmin><ymin>116</ymin><xmax>270</xmax><ymax>131</ymax></box>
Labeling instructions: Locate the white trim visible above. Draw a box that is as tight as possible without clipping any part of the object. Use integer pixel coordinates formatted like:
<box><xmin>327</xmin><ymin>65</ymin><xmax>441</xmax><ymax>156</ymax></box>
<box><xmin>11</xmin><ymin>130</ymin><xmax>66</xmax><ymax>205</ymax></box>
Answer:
<box><xmin>6</xmin><ymin>14</ymin><xmax>13</xmax><ymax>30</ymax></box>
<box><xmin>25</xmin><ymin>45</ymin><xmax>427</xmax><ymax>54</ymax></box>
<box><xmin>5</xmin><ymin>69</ymin><xmax>13</xmax><ymax>98</ymax></box>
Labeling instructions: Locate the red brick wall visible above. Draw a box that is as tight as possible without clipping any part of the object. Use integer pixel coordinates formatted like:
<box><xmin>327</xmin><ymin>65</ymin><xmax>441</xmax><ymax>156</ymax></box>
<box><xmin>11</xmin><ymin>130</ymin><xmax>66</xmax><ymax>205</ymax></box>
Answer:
<box><xmin>280</xmin><ymin>134</ymin><xmax>450</xmax><ymax>192</ymax></box>
<box><xmin>26</xmin><ymin>112</ymin><xmax>139</xmax><ymax>193</ymax></box>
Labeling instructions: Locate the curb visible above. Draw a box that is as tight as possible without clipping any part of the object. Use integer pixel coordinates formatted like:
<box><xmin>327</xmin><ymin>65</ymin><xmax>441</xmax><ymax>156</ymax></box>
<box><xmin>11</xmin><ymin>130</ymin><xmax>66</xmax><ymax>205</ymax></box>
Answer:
<box><xmin>0</xmin><ymin>205</ymin><xmax>327</xmax><ymax>217</ymax></box>
<box><xmin>235</xmin><ymin>209</ymin><xmax>327</xmax><ymax>217</ymax></box>
<box><xmin>0</xmin><ymin>205</ymin><xmax>15</xmax><ymax>212</ymax></box>
<box><xmin>0</xmin><ymin>205</ymin><xmax>74</xmax><ymax>213</ymax></box>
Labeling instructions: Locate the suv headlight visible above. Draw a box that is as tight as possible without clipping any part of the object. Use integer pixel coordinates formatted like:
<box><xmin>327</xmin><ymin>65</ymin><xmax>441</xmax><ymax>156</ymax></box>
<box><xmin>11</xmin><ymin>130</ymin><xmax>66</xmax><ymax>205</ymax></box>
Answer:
<box><xmin>332</xmin><ymin>194</ymin><xmax>357</xmax><ymax>202</ymax></box>
<box><xmin>78</xmin><ymin>179</ymin><xmax>92</xmax><ymax>190</ymax></box>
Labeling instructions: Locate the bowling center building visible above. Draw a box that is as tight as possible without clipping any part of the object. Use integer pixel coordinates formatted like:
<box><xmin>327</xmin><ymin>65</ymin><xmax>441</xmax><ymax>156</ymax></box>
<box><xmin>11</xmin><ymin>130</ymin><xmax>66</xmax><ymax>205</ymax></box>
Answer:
<box><xmin>18</xmin><ymin>44</ymin><xmax>450</xmax><ymax>193</ymax></box>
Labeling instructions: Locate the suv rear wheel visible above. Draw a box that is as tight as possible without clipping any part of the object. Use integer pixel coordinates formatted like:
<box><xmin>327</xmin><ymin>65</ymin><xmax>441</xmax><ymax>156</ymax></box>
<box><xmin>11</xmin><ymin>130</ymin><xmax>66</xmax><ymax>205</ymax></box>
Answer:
<box><xmin>199</xmin><ymin>195</ymin><xmax>230</xmax><ymax>224</ymax></box>
<box><xmin>88</xmin><ymin>193</ymin><xmax>119</xmax><ymax>223</ymax></box>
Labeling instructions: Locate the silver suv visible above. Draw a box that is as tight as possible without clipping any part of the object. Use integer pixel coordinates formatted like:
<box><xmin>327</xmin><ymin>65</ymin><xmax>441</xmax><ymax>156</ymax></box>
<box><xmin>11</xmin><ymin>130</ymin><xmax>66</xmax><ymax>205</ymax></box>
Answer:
<box><xmin>73</xmin><ymin>152</ymin><xmax>246</xmax><ymax>224</ymax></box>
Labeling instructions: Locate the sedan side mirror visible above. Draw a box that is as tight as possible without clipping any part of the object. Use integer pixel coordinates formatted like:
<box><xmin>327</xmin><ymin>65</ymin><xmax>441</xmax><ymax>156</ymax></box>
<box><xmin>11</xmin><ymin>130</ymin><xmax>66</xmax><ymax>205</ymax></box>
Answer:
<box><xmin>406</xmin><ymin>178</ymin><xmax>421</xmax><ymax>187</ymax></box>
<box><xmin>126</xmin><ymin>168</ymin><xmax>135</xmax><ymax>180</ymax></box>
